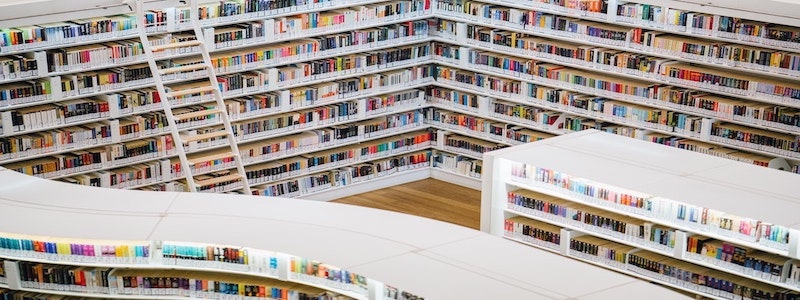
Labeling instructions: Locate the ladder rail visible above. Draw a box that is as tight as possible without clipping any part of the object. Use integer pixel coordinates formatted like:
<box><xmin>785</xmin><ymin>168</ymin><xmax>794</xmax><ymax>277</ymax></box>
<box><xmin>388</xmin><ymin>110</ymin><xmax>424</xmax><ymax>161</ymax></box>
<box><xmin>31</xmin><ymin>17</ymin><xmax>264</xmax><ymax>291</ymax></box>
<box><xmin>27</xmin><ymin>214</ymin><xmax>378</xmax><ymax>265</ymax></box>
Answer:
<box><xmin>135</xmin><ymin>0</ymin><xmax>199</xmax><ymax>192</ymax></box>
<box><xmin>188</xmin><ymin>0</ymin><xmax>252</xmax><ymax>195</ymax></box>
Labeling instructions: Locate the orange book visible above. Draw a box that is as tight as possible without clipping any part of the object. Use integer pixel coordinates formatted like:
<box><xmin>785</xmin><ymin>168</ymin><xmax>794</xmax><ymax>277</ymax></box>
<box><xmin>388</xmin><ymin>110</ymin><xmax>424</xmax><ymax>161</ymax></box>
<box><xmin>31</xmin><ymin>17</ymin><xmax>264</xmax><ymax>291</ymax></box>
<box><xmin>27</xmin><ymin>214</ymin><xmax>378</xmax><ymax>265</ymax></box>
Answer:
<box><xmin>35</xmin><ymin>264</ymin><xmax>44</xmax><ymax>283</ymax></box>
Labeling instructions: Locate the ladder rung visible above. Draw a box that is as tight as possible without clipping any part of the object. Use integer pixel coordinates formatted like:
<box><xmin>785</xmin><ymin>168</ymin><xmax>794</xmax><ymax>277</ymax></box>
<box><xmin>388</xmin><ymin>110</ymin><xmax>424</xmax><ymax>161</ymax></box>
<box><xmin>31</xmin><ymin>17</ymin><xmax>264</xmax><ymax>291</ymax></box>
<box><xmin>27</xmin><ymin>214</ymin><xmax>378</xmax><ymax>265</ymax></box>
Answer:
<box><xmin>166</xmin><ymin>86</ymin><xmax>217</xmax><ymax>98</ymax></box>
<box><xmin>151</xmin><ymin>40</ymin><xmax>202</xmax><ymax>51</ymax></box>
<box><xmin>188</xmin><ymin>151</ymin><xmax>236</xmax><ymax>165</ymax></box>
<box><xmin>174</xmin><ymin>108</ymin><xmax>222</xmax><ymax>120</ymax></box>
<box><xmin>160</xmin><ymin>64</ymin><xmax>208</xmax><ymax>75</ymax></box>
<box><xmin>194</xmin><ymin>174</ymin><xmax>243</xmax><ymax>186</ymax></box>
<box><xmin>182</xmin><ymin>130</ymin><xmax>230</xmax><ymax>143</ymax></box>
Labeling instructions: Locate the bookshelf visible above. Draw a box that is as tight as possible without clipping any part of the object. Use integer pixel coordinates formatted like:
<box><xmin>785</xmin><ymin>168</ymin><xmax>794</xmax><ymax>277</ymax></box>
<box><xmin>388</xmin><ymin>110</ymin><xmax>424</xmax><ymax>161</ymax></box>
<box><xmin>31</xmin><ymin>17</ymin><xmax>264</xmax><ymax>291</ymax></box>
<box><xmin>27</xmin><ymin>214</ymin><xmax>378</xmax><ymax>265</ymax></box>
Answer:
<box><xmin>0</xmin><ymin>166</ymin><xmax>696</xmax><ymax>300</ymax></box>
<box><xmin>2</xmin><ymin>0</ymin><xmax>800</xmax><ymax>197</ymax></box>
<box><xmin>428</xmin><ymin>0</ymin><xmax>800</xmax><ymax>174</ymax></box>
<box><xmin>481</xmin><ymin>129</ymin><xmax>800</xmax><ymax>299</ymax></box>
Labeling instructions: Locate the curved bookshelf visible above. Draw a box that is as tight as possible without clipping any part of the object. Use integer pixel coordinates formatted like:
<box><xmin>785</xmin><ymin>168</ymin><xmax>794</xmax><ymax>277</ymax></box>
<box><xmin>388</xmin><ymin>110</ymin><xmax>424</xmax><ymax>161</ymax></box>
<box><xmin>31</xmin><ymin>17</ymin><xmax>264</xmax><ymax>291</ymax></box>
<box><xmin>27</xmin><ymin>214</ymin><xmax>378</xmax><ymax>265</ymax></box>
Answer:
<box><xmin>0</xmin><ymin>166</ymin><xmax>693</xmax><ymax>300</ymax></box>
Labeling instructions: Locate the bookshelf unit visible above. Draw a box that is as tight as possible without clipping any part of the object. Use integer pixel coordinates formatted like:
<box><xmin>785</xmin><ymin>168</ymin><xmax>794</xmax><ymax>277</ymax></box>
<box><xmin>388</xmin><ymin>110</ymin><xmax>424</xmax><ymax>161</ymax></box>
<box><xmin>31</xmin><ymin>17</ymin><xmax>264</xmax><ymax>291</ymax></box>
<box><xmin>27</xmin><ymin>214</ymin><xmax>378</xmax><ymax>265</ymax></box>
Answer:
<box><xmin>2</xmin><ymin>0</ymin><xmax>800</xmax><ymax>198</ymax></box>
<box><xmin>481</xmin><ymin>129</ymin><xmax>800</xmax><ymax>300</ymax></box>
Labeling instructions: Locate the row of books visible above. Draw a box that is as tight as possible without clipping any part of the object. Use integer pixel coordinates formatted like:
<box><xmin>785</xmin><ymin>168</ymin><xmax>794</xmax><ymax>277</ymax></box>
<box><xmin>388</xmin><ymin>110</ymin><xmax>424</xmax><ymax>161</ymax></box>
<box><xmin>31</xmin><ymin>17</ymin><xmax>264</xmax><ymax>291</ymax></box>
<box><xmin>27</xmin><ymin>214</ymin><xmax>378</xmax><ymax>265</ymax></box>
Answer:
<box><xmin>109</xmin><ymin>268</ymin><xmax>347</xmax><ymax>299</ymax></box>
<box><xmin>431</xmin><ymin>150</ymin><xmax>482</xmax><ymax>178</ymax></box>
<box><xmin>463</xmin><ymin>0</ymin><xmax>800</xmax><ymax>51</ymax></box>
<box><xmin>0</xmin><ymin>237</ymin><xmax>149</xmax><ymax>264</ymax></box>
<box><xmin>426</xmin><ymin>96</ymin><xmax>560</xmax><ymax>144</ymax></box>
<box><xmin>0</xmin><ymin>55</ymin><xmax>38</xmax><ymax>81</ymax></box>
<box><xmin>504</xmin><ymin>216</ymin><xmax>562</xmax><ymax>251</ymax></box>
<box><xmin>502</xmin><ymin>215</ymin><xmax>800</xmax><ymax>296</ymax></box>
<box><xmin>0</xmin><ymin>15</ymin><xmax>138</xmax><ymax>48</ymax></box>
<box><xmin>274</xmin><ymin>43</ymin><xmax>430</xmax><ymax>84</ymax></box>
<box><xmin>2</xmin><ymin>100</ymin><xmax>111</xmax><ymax>134</ymax></box>
<box><xmin>230</xmin><ymin>102</ymin><xmax>358</xmax><ymax>139</ymax></box>
<box><xmin>252</xmin><ymin>149</ymin><xmax>432</xmax><ymax>197</ymax></box>
<box><xmin>508</xmin><ymin>189</ymin><xmax>677</xmax><ymax>251</ymax></box>
<box><xmin>2</xmin><ymin>135</ymin><xmax>175</xmax><ymax>179</ymax></box>
<box><xmin>272</xmin><ymin>1</ymin><xmax>430</xmax><ymax>35</ymax></box>
<box><xmin>427</xmin><ymin>86</ymin><xmax>478</xmax><ymax>110</ymax></box>
<box><xmin>442</xmin><ymin>133</ymin><xmax>505</xmax><ymax>157</ymax></box>
<box><xmin>515</xmin><ymin>164</ymin><xmax>794</xmax><ymax>250</ymax></box>
<box><xmin>44</xmin><ymin>39</ymin><xmax>148</xmax><ymax>73</ymax></box>
<box><xmin>209</xmin><ymin>22</ymin><xmax>266</xmax><ymax>45</ymax></box>
<box><xmin>290</xmin><ymin>257</ymin><xmax>367</xmax><ymax>290</ymax></box>
<box><xmin>433</xmin><ymin>2</ymin><xmax>800</xmax><ymax>101</ymax></box>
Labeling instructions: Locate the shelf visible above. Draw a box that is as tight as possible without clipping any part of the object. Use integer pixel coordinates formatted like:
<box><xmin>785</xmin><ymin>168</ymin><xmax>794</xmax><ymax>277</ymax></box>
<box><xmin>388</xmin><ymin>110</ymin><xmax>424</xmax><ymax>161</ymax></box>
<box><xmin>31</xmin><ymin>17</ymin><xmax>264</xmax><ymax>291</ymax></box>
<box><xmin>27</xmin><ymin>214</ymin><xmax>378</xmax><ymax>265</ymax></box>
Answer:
<box><xmin>563</xmin><ymin>249</ymin><xmax>729</xmax><ymax>300</ymax></box>
<box><xmin>483</xmin><ymin>0</ymin><xmax>800</xmax><ymax>53</ymax></box>
<box><xmin>249</xmin><ymin>141</ymin><xmax>433</xmax><ymax>188</ymax></box>
<box><xmin>505</xmin><ymin>179</ymin><xmax>793</xmax><ymax>258</ymax></box>
<box><xmin>482</xmin><ymin>130</ymin><xmax>800</xmax><ymax>299</ymax></box>
<box><xmin>682</xmin><ymin>251</ymin><xmax>800</xmax><ymax>291</ymax></box>
<box><xmin>299</xmin><ymin>163</ymin><xmax>432</xmax><ymax>201</ymax></box>
<box><xmin>433</xmin><ymin>9</ymin><xmax>800</xmax><ymax>108</ymax></box>
<box><xmin>429</xmin><ymin>166</ymin><xmax>482</xmax><ymax>190</ymax></box>
<box><xmin>504</xmin><ymin>207</ymin><xmax>676</xmax><ymax>257</ymax></box>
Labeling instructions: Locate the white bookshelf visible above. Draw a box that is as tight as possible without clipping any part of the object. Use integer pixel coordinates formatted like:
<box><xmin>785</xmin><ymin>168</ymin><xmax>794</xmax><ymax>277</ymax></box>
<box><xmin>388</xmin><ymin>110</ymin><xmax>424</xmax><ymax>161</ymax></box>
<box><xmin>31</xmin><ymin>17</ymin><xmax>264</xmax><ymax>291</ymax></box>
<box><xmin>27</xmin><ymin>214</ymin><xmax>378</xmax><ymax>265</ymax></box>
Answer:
<box><xmin>481</xmin><ymin>129</ymin><xmax>800</xmax><ymax>299</ymax></box>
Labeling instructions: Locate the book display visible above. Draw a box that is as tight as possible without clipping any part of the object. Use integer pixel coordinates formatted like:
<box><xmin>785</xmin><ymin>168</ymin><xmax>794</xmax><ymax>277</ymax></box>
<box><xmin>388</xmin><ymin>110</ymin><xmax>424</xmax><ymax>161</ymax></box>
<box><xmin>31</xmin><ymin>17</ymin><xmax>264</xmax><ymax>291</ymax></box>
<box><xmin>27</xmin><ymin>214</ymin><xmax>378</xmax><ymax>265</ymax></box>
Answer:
<box><xmin>1</xmin><ymin>0</ymin><xmax>799</xmax><ymax>198</ymax></box>
<box><xmin>481</xmin><ymin>129</ymin><xmax>800</xmax><ymax>299</ymax></box>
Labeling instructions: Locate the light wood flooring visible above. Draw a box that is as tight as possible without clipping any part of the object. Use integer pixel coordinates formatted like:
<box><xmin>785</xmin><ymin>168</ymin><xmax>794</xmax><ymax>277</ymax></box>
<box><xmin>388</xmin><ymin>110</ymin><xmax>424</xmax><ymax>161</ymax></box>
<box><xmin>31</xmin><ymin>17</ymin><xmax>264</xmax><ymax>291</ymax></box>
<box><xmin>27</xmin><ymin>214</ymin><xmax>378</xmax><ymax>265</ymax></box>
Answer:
<box><xmin>331</xmin><ymin>179</ymin><xmax>482</xmax><ymax>229</ymax></box>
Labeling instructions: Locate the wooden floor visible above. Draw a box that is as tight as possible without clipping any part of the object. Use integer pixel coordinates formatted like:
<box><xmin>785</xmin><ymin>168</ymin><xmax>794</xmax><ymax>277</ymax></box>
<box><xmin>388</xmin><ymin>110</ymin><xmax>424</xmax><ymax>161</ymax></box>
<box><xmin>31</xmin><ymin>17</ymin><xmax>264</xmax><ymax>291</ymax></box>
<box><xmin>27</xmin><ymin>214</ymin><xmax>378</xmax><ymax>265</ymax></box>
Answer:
<box><xmin>331</xmin><ymin>179</ymin><xmax>482</xmax><ymax>229</ymax></box>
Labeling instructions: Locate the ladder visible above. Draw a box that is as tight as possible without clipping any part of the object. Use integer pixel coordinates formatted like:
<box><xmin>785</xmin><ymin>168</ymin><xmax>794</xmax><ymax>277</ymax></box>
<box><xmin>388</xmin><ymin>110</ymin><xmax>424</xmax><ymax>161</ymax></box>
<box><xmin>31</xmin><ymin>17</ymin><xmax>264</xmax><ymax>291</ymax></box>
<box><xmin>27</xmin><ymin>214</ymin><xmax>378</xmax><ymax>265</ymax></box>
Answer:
<box><xmin>134</xmin><ymin>0</ymin><xmax>251</xmax><ymax>194</ymax></box>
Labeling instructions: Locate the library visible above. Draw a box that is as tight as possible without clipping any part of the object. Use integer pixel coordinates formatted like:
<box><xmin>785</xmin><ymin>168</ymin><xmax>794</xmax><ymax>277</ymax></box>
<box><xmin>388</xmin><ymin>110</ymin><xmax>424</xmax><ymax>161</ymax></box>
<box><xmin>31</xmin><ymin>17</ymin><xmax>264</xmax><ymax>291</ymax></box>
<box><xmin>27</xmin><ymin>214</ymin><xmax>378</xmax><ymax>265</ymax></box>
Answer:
<box><xmin>0</xmin><ymin>0</ymin><xmax>799</xmax><ymax>299</ymax></box>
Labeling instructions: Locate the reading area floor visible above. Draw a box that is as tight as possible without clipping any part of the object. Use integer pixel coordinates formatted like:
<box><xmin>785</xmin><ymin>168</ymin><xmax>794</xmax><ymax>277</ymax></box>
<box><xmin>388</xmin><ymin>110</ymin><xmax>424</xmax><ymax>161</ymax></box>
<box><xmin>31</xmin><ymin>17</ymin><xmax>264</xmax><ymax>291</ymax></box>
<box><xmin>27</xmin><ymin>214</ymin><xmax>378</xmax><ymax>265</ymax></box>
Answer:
<box><xmin>331</xmin><ymin>179</ymin><xmax>481</xmax><ymax>229</ymax></box>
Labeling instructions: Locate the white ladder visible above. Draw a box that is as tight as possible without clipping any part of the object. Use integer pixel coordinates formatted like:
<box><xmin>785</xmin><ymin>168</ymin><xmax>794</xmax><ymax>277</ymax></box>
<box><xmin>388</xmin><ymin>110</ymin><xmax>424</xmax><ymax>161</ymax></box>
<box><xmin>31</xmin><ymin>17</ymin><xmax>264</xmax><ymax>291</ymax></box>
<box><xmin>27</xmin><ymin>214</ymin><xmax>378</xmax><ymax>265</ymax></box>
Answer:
<box><xmin>134</xmin><ymin>0</ymin><xmax>251</xmax><ymax>194</ymax></box>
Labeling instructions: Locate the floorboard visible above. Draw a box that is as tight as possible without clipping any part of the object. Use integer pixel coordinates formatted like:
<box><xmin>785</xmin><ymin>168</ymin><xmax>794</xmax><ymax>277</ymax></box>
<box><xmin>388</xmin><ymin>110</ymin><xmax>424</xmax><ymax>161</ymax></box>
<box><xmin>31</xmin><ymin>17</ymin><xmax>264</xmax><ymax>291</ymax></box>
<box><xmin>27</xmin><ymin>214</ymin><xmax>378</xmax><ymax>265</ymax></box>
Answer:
<box><xmin>331</xmin><ymin>179</ymin><xmax>481</xmax><ymax>229</ymax></box>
